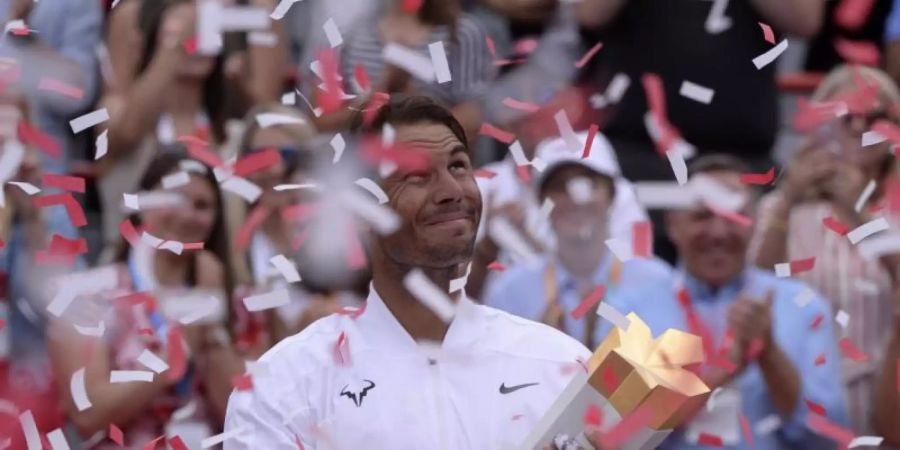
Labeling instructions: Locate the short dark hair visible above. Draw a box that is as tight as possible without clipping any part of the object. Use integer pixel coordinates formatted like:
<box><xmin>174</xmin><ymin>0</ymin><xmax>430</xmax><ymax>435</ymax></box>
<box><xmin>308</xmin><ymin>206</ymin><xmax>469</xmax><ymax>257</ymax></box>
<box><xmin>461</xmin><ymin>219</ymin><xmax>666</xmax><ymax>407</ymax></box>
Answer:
<box><xmin>687</xmin><ymin>154</ymin><xmax>751</xmax><ymax>177</ymax></box>
<box><xmin>360</xmin><ymin>95</ymin><xmax>468</xmax><ymax>148</ymax></box>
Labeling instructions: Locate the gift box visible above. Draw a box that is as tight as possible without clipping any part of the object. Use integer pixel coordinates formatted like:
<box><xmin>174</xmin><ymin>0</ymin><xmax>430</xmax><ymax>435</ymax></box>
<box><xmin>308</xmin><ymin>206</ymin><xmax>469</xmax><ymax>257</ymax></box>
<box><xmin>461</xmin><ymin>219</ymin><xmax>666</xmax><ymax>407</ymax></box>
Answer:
<box><xmin>521</xmin><ymin>313</ymin><xmax>710</xmax><ymax>450</ymax></box>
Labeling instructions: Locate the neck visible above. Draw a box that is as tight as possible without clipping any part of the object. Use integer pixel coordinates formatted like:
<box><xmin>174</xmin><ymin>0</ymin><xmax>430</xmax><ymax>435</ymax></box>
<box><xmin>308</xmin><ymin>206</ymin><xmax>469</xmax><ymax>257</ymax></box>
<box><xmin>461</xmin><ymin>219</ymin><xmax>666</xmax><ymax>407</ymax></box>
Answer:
<box><xmin>166</xmin><ymin>80</ymin><xmax>204</xmax><ymax>116</ymax></box>
<box><xmin>556</xmin><ymin>241</ymin><xmax>606</xmax><ymax>283</ymax></box>
<box><xmin>371</xmin><ymin>258</ymin><xmax>464</xmax><ymax>343</ymax></box>
<box><xmin>153</xmin><ymin>250</ymin><xmax>191</xmax><ymax>287</ymax></box>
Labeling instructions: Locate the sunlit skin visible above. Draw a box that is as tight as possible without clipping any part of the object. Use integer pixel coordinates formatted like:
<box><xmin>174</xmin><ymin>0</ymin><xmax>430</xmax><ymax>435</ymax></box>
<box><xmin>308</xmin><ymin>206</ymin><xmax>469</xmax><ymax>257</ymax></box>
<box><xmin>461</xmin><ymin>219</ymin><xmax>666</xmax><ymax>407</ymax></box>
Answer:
<box><xmin>376</xmin><ymin>122</ymin><xmax>482</xmax><ymax>269</ymax></box>
<box><xmin>667</xmin><ymin>171</ymin><xmax>756</xmax><ymax>288</ymax></box>
<box><xmin>140</xmin><ymin>174</ymin><xmax>217</xmax><ymax>245</ymax></box>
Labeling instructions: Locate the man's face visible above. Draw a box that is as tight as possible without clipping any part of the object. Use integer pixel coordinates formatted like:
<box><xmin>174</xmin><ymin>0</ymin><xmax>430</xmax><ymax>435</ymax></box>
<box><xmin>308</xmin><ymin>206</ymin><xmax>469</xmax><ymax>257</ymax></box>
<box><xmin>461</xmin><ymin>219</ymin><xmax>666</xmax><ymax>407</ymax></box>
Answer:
<box><xmin>377</xmin><ymin>122</ymin><xmax>482</xmax><ymax>269</ymax></box>
<box><xmin>540</xmin><ymin>165</ymin><xmax>612</xmax><ymax>248</ymax></box>
<box><xmin>666</xmin><ymin>170</ymin><xmax>755</xmax><ymax>287</ymax></box>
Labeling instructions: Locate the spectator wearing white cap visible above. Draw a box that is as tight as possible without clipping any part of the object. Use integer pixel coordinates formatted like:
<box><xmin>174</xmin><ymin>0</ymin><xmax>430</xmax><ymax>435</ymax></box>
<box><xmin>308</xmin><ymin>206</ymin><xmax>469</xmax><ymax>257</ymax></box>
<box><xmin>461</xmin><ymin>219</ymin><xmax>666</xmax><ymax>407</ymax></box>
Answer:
<box><xmin>483</xmin><ymin>139</ymin><xmax>669</xmax><ymax>348</ymax></box>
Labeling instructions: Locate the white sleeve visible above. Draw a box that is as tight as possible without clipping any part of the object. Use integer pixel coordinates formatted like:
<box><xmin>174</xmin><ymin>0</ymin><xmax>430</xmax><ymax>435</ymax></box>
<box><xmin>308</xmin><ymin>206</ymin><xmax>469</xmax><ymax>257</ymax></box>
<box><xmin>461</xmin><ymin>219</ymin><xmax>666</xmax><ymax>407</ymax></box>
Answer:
<box><xmin>224</xmin><ymin>382</ymin><xmax>314</xmax><ymax>449</ymax></box>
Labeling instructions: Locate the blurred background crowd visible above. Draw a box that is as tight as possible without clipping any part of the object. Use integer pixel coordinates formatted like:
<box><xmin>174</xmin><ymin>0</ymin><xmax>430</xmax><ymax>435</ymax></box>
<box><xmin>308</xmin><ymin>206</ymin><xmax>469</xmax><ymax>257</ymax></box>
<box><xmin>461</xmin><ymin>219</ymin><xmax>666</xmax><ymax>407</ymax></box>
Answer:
<box><xmin>2</xmin><ymin>0</ymin><xmax>900</xmax><ymax>448</ymax></box>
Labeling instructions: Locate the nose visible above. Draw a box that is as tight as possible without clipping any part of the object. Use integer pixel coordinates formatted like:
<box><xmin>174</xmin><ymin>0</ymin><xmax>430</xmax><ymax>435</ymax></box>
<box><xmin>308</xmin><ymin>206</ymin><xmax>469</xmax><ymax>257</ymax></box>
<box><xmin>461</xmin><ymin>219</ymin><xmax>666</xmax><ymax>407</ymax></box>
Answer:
<box><xmin>431</xmin><ymin>169</ymin><xmax>464</xmax><ymax>205</ymax></box>
<box><xmin>705</xmin><ymin>213</ymin><xmax>733</xmax><ymax>239</ymax></box>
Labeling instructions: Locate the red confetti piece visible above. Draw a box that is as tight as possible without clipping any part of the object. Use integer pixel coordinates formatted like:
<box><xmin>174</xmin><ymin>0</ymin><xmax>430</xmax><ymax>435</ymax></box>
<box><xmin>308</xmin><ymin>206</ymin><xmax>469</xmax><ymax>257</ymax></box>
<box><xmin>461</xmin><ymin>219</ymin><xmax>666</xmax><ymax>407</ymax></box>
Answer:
<box><xmin>109</xmin><ymin>424</ymin><xmax>124</xmax><ymax>445</ymax></box>
<box><xmin>834</xmin><ymin>38</ymin><xmax>881</xmax><ymax>66</ymax></box>
<box><xmin>839</xmin><ymin>338</ymin><xmax>869</xmax><ymax>362</ymax></box>
<box><xmin>34</xmin><ymin>192</ymin><xmax>87</xmax><ymax>227</ymax></box>
<box><xmin>501</xmin><ymin>97</ymin><xmax>541</xmax><ymax>113</ymax></box>
<box><xmin>740</xmin><ymin>167</ymin><xmax>775</xmax><ymax>185</ymax></box>
<box><xmin>807</xmin><ymin>413</ymin><xmax>854</xmax><ymax>448</ymax></box>
<box><xmin>119</xmin><ymin>219</ymin><xmax>141</xmax><ymax>247</ymax></box>
<box><xmin>401</xmin><ymin>0</ymin><xmax>423</xmax><ymax>13</ymax></box>
<box><xmin>183</xmin><ymin>242</ymin><xmax>204</xmax><ymax>250</ymax></box>
<box><xmin>478</xmin><ymin>123</ymin><xmax>517</xmax><ymax>144</ymax></box>
<box><xmin>810</xmin><ymin>314</ymin><xmax>824</xmax><ymax>330</ymax></box>
<box><xmin>37</xmin><ymin>77</ymin><xmax>84</xmax><ymax>99</ymax></box>
<box><xmin>474</xmin><ymin>169</ymin><xmax>497</xmax><ymax>179</ymax></box>
<box><xmin>35</xmin><ymin>234</ymin><xmax>88</xmax><ymax>265</ymax></box>
<box><xmin>359</xmin><ymin>137</ymin><xmax>432</xmax><ymax>173</ymax></box>
<box><xmin>601</xmin><ymin>365</ymin><xmax>619</xmax><ymax>392</ymax></box>
<box><xmin>42</xmin><ymin>173</ymin><xmax>85</xmax><ymax>193</ymax></box>
<box><xmin>18</xmin><ymin>121</ymin><xmax>61</xmax><ymax>158</ymax></box>
<box><xmin>823</xmin><ymin>216</ymin><xmax>850</xmax><ymax>235</ymax></box>
<box><xmin>168</xmin><ymin>436</ymin><xmax>189</xmax><ymax>450</ymax></box>
<box><xmin>632</xmin><ymin>221</ymin><xmax>652</xmax><ymax>258</ymax></box>
<box><xmin>698</xmin><ymin>433</ymin><xmax>724</xmax><ymax>447</ymax></box>
<box><xmin>815</xmin><ymin>353</ymin><xmax>827</xmax><ymax>366</ymax></box>
<box><xmin>835</xmin><ymin>0</ymin><xmax>875</xmax><ymax>31</ymax></box>
<box><xmin>575</xmin><ymin>41</ymin><xmax>604</xmax><ymax>69</ymax></box>
<box><xmin>791</xmin><ymin>257</ymin><xmax>816</xmax><ymax>273</ymax></box>
<box><xmin>873</xmin><ymin>120</ymin><xmax>900</xmax><ymax>145</ymax></box>
<box><xmin>758</xmin><ymin>22</ymin><xmax>776</xmax><ymax>44</ymax></box>
<box><xmin>739</xmin><ymin>414</ymin><xmax>753</xmax><ymax>446</ymax></box>
<box><xmin>138</xmin><ymin>328</ymin><xmax>155</xmax><ymax>337</ymax></box>
<box><xmin>333</xmin><ymin>332</ymin><xmax>351</xmax><ymax>367</ymax></box>
<box><xmin>295</xmin><ymin>434</ymin><xmax>306</xmax><ymax>450</ymax></box>
<box><xmin>336</xmin><ymin>300</ymin><xmax>367</xmax><ymax>319</ymax></box>
<box><xmin>571</xmin><ymin>285</ymin><xmax>605</xmax><ymax>320</ymax></box>
<box><xmin>233</xmin><ymin>148</ymin><xmax>281</xmax><ymax>178</ymax></box>
<box><xmin>513</xmin><ymin>38</ymin><xmax>539</xmax><ymax>55</ymax></box>
<box><xmin>141</xmin><ymin>436</ymin><xmax>166</xmax><ymax>450</ymax></box>
<box><xmin>583</xmin><ymin>404</ymin><xmax>603</xmax><ymax>427</ymax></box>
<box><xmin>317</xmin><ymin>49</ymin><xmax>342</xmax><ymax>114</ymax></box>
<box><xmin>0</xmin><ymin>318</ymin><xmax>4</xmax><ymax>332</ymax></box>
<box><xmin>178</xmin><ymin>136</ymin><xmax>222</xmax><ymax>167</ymax></box>
<box><xmin>232</xmin><ymin>373</ymin><xmax>254</xmax><ymax>391</ymax></box>
<box><xmin>166</xmin><ymin>326</ymin><xmax>187</xmax><ymax>382</ymax></box>
<box><xmin>281</xmin><ymin>202</ymin><xmax>320</xmax><ymax>222</ymax></box>
<box><xmin>581</xmin><ymin>124</ymin><xmax>600</xmax><ymax>159</ymax></box>
<box><xmin>485</xmin><ymin>36</ymin><xmax>497</xmax><ymax>59</ymax></box>
<box><xmin>487</xmin><ymin>261</ymin><xmax>506</xmax><ymax>271</ymax></box>
<box><xmin>182</xmin><ymin>36</ymin><xmax>197</xmax><ymax>55</ymax></box>
<box><xmin>708</xmin><ymin>204</ymin><xmax>754</xmax><ymax>227</ymax></box>
<box><xmin>805</xmin><ymin>399</ymin><xmax>827</xmax><ymax>416</ymax></box>
<box><xmin>354</xmin><ymin>64</ymin><xmax>371</xmax><ymax>92</ymax></box>
<box><xmin>641</xmin><ymin>73</ymin><xmax>679</xmax><ymax>153</ymax></box>
<box><xmin>792</xmin><ymin>98</ymin><xmax>847</xmax><ymax>133</ymax></box>
<box><xmin>235</xmin><ymin>206</ymin><xmax>271</xmax><ymax>250</ymax></box>
<box><xmin>515</xmin><ymin>165</ymin><xmax>531</xmax><ymax>183</ymax></box>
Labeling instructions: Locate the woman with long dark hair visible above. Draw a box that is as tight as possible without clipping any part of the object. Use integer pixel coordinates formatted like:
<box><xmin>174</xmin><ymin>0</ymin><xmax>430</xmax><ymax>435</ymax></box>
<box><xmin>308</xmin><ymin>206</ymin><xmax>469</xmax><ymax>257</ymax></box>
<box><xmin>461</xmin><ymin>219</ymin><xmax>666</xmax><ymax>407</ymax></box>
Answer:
<box><xmin>48</xmin><ymin>148</ymin><xmax>245</xmax><ymax>448</ymax></box>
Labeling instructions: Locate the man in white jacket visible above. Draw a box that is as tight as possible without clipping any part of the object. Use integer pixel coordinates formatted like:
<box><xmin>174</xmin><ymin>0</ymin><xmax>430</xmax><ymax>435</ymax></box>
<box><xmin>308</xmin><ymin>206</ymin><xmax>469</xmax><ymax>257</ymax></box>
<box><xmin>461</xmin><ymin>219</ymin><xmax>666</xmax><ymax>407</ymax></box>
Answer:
<box><xmin>224</xmin><ymin>96</ymin><xmax>599</xmax><ymax>449</ymax></box>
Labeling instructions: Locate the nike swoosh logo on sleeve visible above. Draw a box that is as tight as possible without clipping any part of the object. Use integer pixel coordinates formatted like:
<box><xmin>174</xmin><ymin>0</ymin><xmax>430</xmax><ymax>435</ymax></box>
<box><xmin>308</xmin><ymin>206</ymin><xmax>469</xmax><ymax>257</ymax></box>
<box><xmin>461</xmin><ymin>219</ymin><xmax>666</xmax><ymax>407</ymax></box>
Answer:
<box><xmin>499</xmin><ymin>382</ymin><xmax>540</xmax><ymax>394</ymax></box>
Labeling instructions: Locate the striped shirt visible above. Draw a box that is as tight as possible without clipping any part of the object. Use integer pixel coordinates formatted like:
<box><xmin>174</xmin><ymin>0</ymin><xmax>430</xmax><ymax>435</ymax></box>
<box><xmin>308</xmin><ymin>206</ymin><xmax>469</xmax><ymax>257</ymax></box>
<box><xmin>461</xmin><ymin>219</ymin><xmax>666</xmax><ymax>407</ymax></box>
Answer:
<box><xmin>750</xmin><ymin>192</ymin><xmax>894</xmax><ymax>434</ymax></box>
<box><xmin>340</xmin><ymin>14</ymin><xmax>496</xmax><ymax>106</ymax></box>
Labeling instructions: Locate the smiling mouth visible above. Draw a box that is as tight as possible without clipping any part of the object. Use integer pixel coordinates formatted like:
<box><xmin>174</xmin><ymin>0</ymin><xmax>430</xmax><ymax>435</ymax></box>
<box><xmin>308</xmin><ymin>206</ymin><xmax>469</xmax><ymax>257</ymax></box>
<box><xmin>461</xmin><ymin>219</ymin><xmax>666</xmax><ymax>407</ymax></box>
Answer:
<box><xmin>423</xmin><ymin>210</ymin><xmax>475</xmax><ymax>226</ymax></box>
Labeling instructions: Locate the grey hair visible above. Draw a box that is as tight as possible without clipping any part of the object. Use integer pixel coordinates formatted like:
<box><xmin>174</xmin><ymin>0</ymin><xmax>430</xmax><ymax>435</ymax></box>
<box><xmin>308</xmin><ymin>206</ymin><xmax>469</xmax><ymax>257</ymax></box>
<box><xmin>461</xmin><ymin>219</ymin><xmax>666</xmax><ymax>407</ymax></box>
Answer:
<box><xmin>812</xmin><ymin>64</ymin><xmax>900</xmax><ymax>104</ymax></box>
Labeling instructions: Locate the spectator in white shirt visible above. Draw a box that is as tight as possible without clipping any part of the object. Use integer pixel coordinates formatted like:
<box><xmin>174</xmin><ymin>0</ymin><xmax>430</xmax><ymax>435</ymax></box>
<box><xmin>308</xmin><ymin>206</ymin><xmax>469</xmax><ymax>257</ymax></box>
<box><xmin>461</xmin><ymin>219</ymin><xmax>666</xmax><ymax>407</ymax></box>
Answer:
<box><xmin>224</xmin><ymin>95</ymin><xmax>604</xmax><ymax>449</ymax></box>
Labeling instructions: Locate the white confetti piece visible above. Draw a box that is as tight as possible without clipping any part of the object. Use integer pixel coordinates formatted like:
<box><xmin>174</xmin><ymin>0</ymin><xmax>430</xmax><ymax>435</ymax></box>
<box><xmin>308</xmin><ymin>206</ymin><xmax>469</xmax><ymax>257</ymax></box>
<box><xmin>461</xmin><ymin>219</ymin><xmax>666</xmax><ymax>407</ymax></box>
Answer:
<box><xmin>197</xmin><ymin>0</ymin><xmax>223</xmax><ymax>55</ymax></box>
<box><xmin>73</xmin><ymin>321</ymin><xmax>105</xmax><ymax>337</ymax></box>
<box><xmin>858</xmin><ymin>231</ymin><xmax>900</xmax><ymax>259</ymax></box>
<box><xmin>69</xmin><ymin>108</ymin><xmax>109</xmax><ymax>134</ymax></box>
<box><xmin>855</xmin><ymin>179</ymin><xmax>877</xmax><ymax>213</ymax></box>
<box><xmin>848</xmin><ymin>217</ymin><xmax>890</xmax><ymax>245</ymax></box>
<box><xmin>566</xmin><ymin>177</ymin><xmax>594</xmax><ymax>204</ymax></box>
<box><xmin>705</xmin><ymin>387</ymin><xmax>724</xmax><ymax>412</ymax></box>
<box><xmin>508</xmin><ymin>140</ymin><xmax>530</xmax><ymax>166</ymax></box>
<box><xmin>243</xmin><ymin>288</ymin><xmax>290</xmax><ymax>312</ymax></box>
<box><xmin>70</xmin><ymin>368</ymin><xmax>92</xmax><ymax>412</ymax></box>
<box><xmin>428</xmin><ymin>41</ymin><xmax>451</xmax><ymax>84</ymax></box>
<box><xmin>248</xmin><ymin>31</ymin><xmax>278</xmax><ymax>47</ymax></box>
<box><xmin>679</xmin><ymin>80</ymin><xmax>715</xmax><ymax>104</ymax></box>
<box><xmin>140</xmin><ymin>232</ymin><xmax>164</xmax><ymax>249</ymax></box>
<box><xmin>47</xmin><ymin>428</ymin><xmax>70</xmax><ymax>450</ymax></box>
<box><xmin>270</xmin><ymin>254</ymin><xmax>301</xmax><ymax>283</ymax></box>
<box><xmin>793</xmin><ymin>287</ymin><xmax>815</xmax><ymax>308</ymax></box>
<box><xmin>691</xmin><ymin>174</ymin><xmax>746</xmax><ymax>212</ymax></box>
<box><xmin>280</xmin><ymin>91</ymin><xmax>296</xmax><ymax>106</ymax></box>
<box><xmin>19</xmin><ymin>410</ymin><xmax>40</xmax><ymax>450</ymax></box>
<box><xmin>273</xmin><ymin>183</ymin><xmax>318</xmax><ymax>191</ymax></box>
<box><xmin>754</xmin><ymin>414</ymin><xmax>781</xmax><ymax>435</ymax></box>
<box><xmin>109</xmin><ymin>370</ymin><xmax>154</xmax><ymax>383</ymax></box>
<box><xmin>338</xmin><ymin>188</ymin><xmax>401</xmax><ymax>235</ymax></box>
<box><xmin>7</xmin><ymin>182</ymin><xmax>40</xmax><ymax>195</ymax></box>
<box><xmin>553</xmin><ymin>110</ymin><xmax>581</xmax><ymax>151</ymax></box>
<box><xmin>322</xmin><ymin>17</ymin><xmax>343</xmax><ymax>48</ymax></box>
<box><xmin>404</xmin><ymin>269</ymin><xmax>457</xmax><ymax>323</ymax></box>
<box><xmin>161</xmin><ymin>171</ymin><xmax>191</xmax><ymax>189</ymax></box>
<box><xmin>269</xmin><ymin>0</ymin><xmax>299</xmax><ymax>20</ymax></box>
<box><xmin>202</xmin><ymin>427</ymin><xmax>246</xmax><ymax>448</ymax></box>
<box><xmin>774</xmin><ymin>262</ymin><xmax>791</xmax><ymax>278</ymax></box>
<box><xmin>94</xmin><ymin>129</ymin><xmax>108</xmax><ymax>160</ymax></box>
<box><xmin>862</xmin><ymin>131</ymin><xmax>886</xmax><ymax>147</ymax></box>
<box><xmin>835</xmin><ymin>310</ymin><xmax>850</xmax><ymax>329</ymax></box>
<box><xmin>4</xmin><ymin>19</ymin><xmax>25</xmax><ymax>35</ymax></box>
<box><xmin>633</xmin><ymin>181</ymin><xmax>696</xmax><ymax>209</ymax></box>
<box><xmin>219</xmin><ymin>6</ymin><xmax>270</xmax><ymax>31</ymax></box>
<box><xmin>355</xmin><ymin>178</ymin><xmax>389</xmax><ymax>204</ymax></box>
<box><xmin>330</xmin><ymin>133</ymin><xmax>345</xmax><ymax>164</ymax></box>
<box><xmin>383</xmin><ymin>43</ymin><xmax>435</xmax><ymax>82</ymax></box>
<box><xmin>855</xmin><ymin>279</ymin><xmax>879</xmax><ymax>295</ymax></box>
<box><xmin>0</xmin><ymin>140</ymin><xmax>24</xmax><ymax>201</ymax></box>
<box><xmin>123</xmin><ymin>191</ymin><xmax>184</xmax><ymax>212</ymax></box>
<box><xmin>704</xmin><ymin>0</ymin><xmax>732</xmax><ymax>34</ymax></box>
<box><xmin>605</xmin><ymin>238</ymin><xmax>633</xmax><ymax>262</ymax></box>
<box><xmin>178</xmin><ymin>303</ymin><xmax>216</xmax><ymax>325</ymax></box>
<box><xmin>256</xmin><ymin>113</ymin><xmax>307</xmax><ymax>128</ymax></box>
<box><xmin>159</xmin><ymin>240</ymin><xmax>185</xmax><ymax>255</ymax></box>
<box><xmin>597</xmin><ymin>302</ymin><xmax>630</xmax><ymax>330</ymax></box>
<box><xmin>752</xmin><ymin>39</ymin><xmax>789</xmax><ymax>70</ymax></box>
<box><xmin>539</xmin><ymin>198</ymin><xmax>555</xmax><ymax>219</ymax></box>
<box><xmin>137</xmin><ymin>349</ymin><xmax>169</xmax><ymax>374</ymax></box>
<box><xmin>606</xmin><ymin>73</ymin><xmax>631</xmax><ymax>103</ymax></box>
<box><xmin>849</xmin><ymin>436</ymin><xmax>884</xmax><ymax>448</ymax></box>
<box><xmin>221</xmin><ymin>176</ymin><xmax>262</xmax><ymax>203</ymax></box>
<box><xmin>383</xmin><ymin>123</ymin><xmax>396</xmax><ymax>148</ymax></box>
<box><xmin>666</xmin><ymin>149</ymin><xmax>688</xmax><ymax>185</ymax></box>
<box><xmin>171</xmin><ymin>400</ymin><xmax>198</xmax><ymax>422</ymax></box>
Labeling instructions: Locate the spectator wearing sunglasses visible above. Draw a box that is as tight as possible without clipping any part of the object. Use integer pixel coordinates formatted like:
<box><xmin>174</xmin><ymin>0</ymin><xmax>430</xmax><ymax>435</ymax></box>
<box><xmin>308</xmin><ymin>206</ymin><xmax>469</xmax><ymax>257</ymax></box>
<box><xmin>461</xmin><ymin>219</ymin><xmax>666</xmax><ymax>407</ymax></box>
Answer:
<box><xmin>230</xmin><ymin>104</ymin><xmax>365</xmax><ymax>345</ymax></box>
<box><xmin>749</xmin><ymin>65</ymin><xmax>900</xmax><ymax>434</ymax></box>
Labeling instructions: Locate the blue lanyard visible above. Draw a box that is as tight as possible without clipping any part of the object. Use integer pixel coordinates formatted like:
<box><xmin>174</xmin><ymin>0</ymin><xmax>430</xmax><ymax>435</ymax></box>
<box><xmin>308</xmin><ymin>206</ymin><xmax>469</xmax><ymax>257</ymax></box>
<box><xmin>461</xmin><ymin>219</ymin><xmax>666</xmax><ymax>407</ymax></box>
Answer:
<box><xmin>126</xmin><ymin>253</ymin><xmax>194</xmax><ymax>398</ymax></box>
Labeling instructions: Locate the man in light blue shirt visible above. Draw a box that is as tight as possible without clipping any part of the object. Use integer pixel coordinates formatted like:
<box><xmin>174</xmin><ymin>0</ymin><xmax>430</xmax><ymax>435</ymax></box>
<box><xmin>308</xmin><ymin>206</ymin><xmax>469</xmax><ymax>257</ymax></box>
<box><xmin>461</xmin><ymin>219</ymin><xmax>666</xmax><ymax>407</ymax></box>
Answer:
<box><xmin>484</xmin><ymin>138</ymin><xmax>671</xmax><ymax>348</ymax></box>
<box><xmin>599</xmin><ymin>154</ymin><xmax>848</xmax><ymax>450</ymax></box>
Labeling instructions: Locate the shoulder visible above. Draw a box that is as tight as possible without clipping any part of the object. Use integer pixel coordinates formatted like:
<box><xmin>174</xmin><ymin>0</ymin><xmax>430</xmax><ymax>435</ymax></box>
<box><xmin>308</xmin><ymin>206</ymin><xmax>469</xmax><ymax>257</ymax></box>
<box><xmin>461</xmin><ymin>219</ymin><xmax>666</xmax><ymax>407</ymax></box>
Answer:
<box><xmin>195</xmin><ymin>250</ymin><xmax>225</xmax><ymax>289</ymax></box>
<box><xmin>474</xmin><ymin>303</ymin><xmax>592</xmax><ymax>363</ymax></box>
<box><xmin>620</xmin><ymin>257</ymin><xmax>673</xmax><ymax>283</ymax></box>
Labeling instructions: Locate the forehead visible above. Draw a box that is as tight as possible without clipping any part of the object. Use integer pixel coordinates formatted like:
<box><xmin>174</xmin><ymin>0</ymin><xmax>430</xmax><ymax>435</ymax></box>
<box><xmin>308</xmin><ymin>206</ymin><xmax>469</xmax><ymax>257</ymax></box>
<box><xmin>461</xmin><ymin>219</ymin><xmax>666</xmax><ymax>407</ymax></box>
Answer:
<box><xmin>393</xmin><ymin>122</ymin><xmax>463</xmax><ymax>152</ymax></box>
